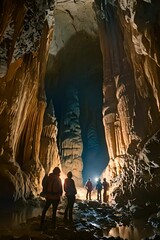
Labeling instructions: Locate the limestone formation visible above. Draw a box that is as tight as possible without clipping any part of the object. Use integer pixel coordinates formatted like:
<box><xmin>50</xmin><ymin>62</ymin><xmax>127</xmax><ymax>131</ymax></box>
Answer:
<box><xmin>0</xmin><ymin>0</ymin><xmax>55</xmax><ymax>201</ymax></box>
<box><xmin>96</xmin><ymin>0</ymin><xmax>160</xmax><ymax>206</ymax></box>
<box><xmin>1</xmin><ymin>0</ymin><xmax>160</xmax><ymax>208</ymax></box>
<box><xmin>39</xmin><ymin>101</ymin><xmax>61</xmax><ymax>174</ymax></box>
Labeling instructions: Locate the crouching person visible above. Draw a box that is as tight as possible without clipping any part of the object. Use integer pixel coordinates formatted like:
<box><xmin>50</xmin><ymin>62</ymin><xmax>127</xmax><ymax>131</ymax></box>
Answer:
<box><xmin>40</xmin><ymin>167</ymin><xmax>62</xmax><ymax>230</ymax></box>
<box><xmin>64</xmin><ymin>171</ymin><xmax>77</xmax><ymax>224</ymax></box>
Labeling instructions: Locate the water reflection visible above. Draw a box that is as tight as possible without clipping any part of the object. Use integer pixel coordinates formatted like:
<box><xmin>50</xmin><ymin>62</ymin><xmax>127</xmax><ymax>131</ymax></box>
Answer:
<box><xmin>0</xmin><ymin>203</ymin><xmax>159</xmax><ymax>240</ymax></box>
<box><xmin>105</xmin><ymin>219</ymin><xmax>154</xmax><ymax>240</ymax></box>
<box><xmin>0</xmin><ymin>205</ymin><xmax>42</xmax><ymax>229</ymax></box>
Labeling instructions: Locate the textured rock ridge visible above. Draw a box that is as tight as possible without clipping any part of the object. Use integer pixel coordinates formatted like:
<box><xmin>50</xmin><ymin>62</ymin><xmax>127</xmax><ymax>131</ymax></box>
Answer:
<box><xmin>95</xmin><ymin>0</ymin><xmax>160</xmax><ymax>206</ymax></box>
<box><xmin>40</xmin><ymin>101</ymin><xmax>61</xmax><ymax>174</ymax></box>
<box><xmin>0</xmin><ymin>0</ymin><xmax>55</xmax><ymax>201</ymax></box>
<box><xmin>59</xmin><ymin>87</ymin><xmax>83</xmax><ymax>186</ymax></box>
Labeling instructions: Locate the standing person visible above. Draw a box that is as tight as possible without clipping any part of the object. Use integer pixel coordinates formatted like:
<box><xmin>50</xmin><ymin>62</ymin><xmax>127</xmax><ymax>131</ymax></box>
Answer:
<box><xmin>40</xmin><ymin>167</ymin><xmax>62</xmax><ymax>230</ymax></box>
<box><xmin>96</xmin><ymin>178</ymin><xmax>102</xmax><ymax>202</ymax></box>
<box><xmin>64</xmin><ymin>171</ymin><xmax>77</xmax><ymax>223</ymax></box>
<box><xmin>85</xmin><ymin>178</ymin><xmax>93</xmax><ymax>200</ymax></box>
<box><xmin>102</xmin><ymin>178</ymin><xmax>109</xmax><ymax>203</ymax></box>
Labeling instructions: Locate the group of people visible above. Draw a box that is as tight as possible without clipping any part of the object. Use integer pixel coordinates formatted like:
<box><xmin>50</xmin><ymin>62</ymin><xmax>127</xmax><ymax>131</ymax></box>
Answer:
<box><xmin>40</xmin><ymin>167</ymin><xmax>76</xmax><ymax>230</ymax></box>
<box><xmin>40</xmin><ymin>167</ymin><xmax>109</xmax><ymax>230</ymax></box>
<box><xmin>85</xmin><ymin>177</ymin><xmax>109</xmax><ymax>202</ymax></box>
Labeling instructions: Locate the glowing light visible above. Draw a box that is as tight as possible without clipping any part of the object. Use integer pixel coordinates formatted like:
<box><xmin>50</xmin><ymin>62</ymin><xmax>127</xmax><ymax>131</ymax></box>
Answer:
<box><xmin>95</xmin><ymin>177</ymin><xmax>98</xmax><ymax>182</ymax></box>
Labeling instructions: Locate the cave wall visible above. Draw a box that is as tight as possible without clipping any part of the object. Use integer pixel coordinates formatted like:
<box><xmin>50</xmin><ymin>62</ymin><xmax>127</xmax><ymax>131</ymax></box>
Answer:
<box><xmin>1</xmin><ymin>0</ymin><xmax>160</xmax><ymax>206</ymax></box>
<box><xmin>39</xmin><ymin>101</ymin><xmax>61</xmax><ymax>175</ymax></box>
<box><xmin>95</xmin><ymin>0</ymin><xmax>160</xmax><ymax>206</ymax></box>
<box><xmin>0</xmin><ymin>0</ymin><xmax>56</xmax><ymax>201</ymax></box>
<box><xmin>0</xmin><ymin>0</ymin><xmax>105</xmax><ymax>201</ymax></box>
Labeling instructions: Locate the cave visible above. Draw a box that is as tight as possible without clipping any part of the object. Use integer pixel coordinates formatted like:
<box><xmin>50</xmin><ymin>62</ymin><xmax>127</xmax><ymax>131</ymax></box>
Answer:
<box><xmin>45</xmin><ymin>29</ymin><xmax>108</xmax><ymax>184</ymax></box>
<box><xmin>1</xmin><ymin>0</ymin><xmax>160</xmax><ymax>239</ymax></box>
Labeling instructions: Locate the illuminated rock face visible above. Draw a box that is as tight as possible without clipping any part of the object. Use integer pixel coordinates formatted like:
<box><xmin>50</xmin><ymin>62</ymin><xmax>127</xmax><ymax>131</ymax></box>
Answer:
<box><xmin>39</xmin><ymin>101</ymin><xmax>61</xmax><ymax>174</ymax></box>
<box><xmin>1</xmin><ymin>0</ymin><xmax>160</xmax><ymax>206</ymax></box>
<box><xmin>0</xmin><ymin>0</ymin><xmax>103</xmax><ymax>200</ymax></box>
<box><xmin>96</xmin><ymin>1</ymin><xmax>160</xmax><ymax>206</ymax></box>
<box><xmin>0</xmin><ymin>0</ymin><xmax>55</xmax><ymax>201</ymax></box>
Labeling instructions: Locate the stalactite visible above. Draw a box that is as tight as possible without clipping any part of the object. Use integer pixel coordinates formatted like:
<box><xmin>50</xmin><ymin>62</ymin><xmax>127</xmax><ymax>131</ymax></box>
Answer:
<box><xmin>0</xmin><ymin>0</ymin><xmax>55</xmax><ymax>201</ymax></box>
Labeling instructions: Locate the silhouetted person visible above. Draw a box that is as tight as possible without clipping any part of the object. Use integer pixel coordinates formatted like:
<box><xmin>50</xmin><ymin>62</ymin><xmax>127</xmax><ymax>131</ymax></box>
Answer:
<box><xmin>64</xmin><ymin>171</ymin><xmax>77</xmax><ymax>223</ymax></box>
<box><xmin>85</xmin><ymin>178</ymin><xmax>93</xmax><ymax>200</ymax></box>
<box><xmin>40</xmin><ymin>167</ymin><xmax>62</xmax><ymax>230</ymax></box>
<box><xmin>102</xmin><ymin>178</ymin><xmax>109</xmax><ymax>202</ymax></box>
<box><xmin>96</xmin><ymin>178</ymin><xmax>102</xmax><ymax>202</ymax></box>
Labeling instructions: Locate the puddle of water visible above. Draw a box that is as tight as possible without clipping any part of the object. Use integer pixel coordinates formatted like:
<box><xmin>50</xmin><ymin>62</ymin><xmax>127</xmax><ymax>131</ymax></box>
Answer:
<box><xmin>0</xmin><ymin>205</ymin><xmax>42</xmax><ymax>229</ymax></box>
<box><xmin>0</xmin><ymin>202</ymin><xmax>159</xmax><ymax>240</ymax></box>
<box><xmin>0</xmin><ymin>201</ymin><xmax>64</xmax><ymax>230</ymax></box>
<box><xmin>104</xmin><ymin>218</ymin><xmax>156</xmax><ymax>240</ymax></box>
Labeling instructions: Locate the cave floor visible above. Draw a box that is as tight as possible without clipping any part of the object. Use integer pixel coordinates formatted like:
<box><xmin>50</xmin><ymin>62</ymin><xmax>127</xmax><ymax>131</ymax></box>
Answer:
<box><xmin>0</xmin><ymin>197</ymin><xmax>160</xmax><ymax>240</ymax></box>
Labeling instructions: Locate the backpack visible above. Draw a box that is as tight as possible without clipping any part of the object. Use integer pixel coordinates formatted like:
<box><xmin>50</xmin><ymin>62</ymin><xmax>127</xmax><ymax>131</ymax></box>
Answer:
<box><xmin>40</xmin><ymin>174</ymin><xmax>49</xmax><ymax>197</ymax></box>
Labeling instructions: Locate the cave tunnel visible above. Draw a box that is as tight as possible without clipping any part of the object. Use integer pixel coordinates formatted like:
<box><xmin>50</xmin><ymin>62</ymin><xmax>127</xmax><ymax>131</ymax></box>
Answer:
<box><xmin>45</xmin><ymin>31</ymin><xmax>109</xmax><ymax>184</ymax></box>
<box><xmin>1</xmin><ymin>0</ymin><xmax>160</xmax><ymax>239</ymax></box>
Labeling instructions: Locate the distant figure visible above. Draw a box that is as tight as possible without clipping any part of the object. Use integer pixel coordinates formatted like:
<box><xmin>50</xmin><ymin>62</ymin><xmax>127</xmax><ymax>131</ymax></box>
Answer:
<box><xmin>64</xmin><ymin>171</ymin><xmax>77</xmax><ymax>223</ymax></box>
<box><xmin>102</xmin><ymin>178</ymin><xmax>109</xmax><ymax>203</ymax></box>
<box><xmin>85</xmin><ymin>178</ymin><xmax>93</xmax><ymax>200</ymax></box>
<box><xmin>96</xmin><ymin>178</ymin><xmax>102</xmax><ymax>202</ymax></box>
<box><xmin>40</xmin><ymin>167</ymin><xmax>62</xmax><ymax>230</ymax></box>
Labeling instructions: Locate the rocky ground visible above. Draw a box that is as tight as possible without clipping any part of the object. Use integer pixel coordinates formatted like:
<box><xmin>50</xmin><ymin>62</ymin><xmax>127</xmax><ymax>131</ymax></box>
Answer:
<box><xmin>0</xmin><ymin>190</ymin><xmax>160</xmax><ymax>240</ymax></box>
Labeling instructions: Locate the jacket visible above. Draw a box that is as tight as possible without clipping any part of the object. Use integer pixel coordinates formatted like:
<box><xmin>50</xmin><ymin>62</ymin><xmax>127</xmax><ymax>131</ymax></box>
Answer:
<box><xmin>64</xmin><ymin>178</ymin><xmax>77</xmax><ymax>196</ymax></box>
<box><xmin>45</xmin><ymin>173</ymin><xmax>62</xmax><ymax>200</ymax></box>
<box><xmin>85</xmin><ymin>180</ymin><xmax>93</xmax><ymax>191</ymax></box>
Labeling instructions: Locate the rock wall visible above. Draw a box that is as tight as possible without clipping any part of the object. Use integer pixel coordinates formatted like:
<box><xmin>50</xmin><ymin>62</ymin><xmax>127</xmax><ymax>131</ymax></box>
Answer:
<box><xmin>0</xmin><ymin>0</ymin><xmax>55</xmax><ymax>202</ymax></box>
<box><xmin>0</xmin><ymin>0</ymin><xmax>105</xmax><ymax>201</ymax></box>
<box><xmin>1</xmin><ymin>0</ymin><xmax>160</xmax><ymax>206</ymax></box>
<box><xmin>95</xmin><ymin>0</ymin><xmax>160</xmax><ymax>206</ymax></box>
<box><xmin>59</xmin><ymin>87</ymin><xmax>83</xmax><ymax>186</ymax></box>
<box><xmin>39</xmin><ymin>101</ymin><xmax>61</xmax><ymax>174</ymax></box>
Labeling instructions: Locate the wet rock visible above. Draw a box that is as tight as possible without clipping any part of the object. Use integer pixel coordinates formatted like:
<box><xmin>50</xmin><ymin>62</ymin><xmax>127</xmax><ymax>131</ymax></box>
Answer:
<box><xmin>77</xmin><ymin>201</ymin><xmax>88</xmax><ymax>210</ymax></box>
<box><xmin>144</xmin><ymin>234</ymin><xmax>160</xmax><ymax>240</ymax></box>
<box><xmin>148</xmin><ymin>216</ymin><xmax>160</xmax><ymax>228</ymax></box>
<box><xmin>0</xmin><ymin>198</ymin><xmax>157</xmax><ymax>240</ymax></box>
<box><xmin>74</xmin><ymin>222</ymin><xmax>88</xmax><ymax>231</ymax></box>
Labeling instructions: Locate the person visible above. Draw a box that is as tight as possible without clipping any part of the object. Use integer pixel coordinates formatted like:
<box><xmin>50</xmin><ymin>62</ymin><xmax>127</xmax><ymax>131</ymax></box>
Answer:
<box><xmin>40</xmin><ymin>167</ymin><xmax>62</xmax><ymax>230</ymax></box>
<box><xmin>64</xmin><ymin>171</ymin><xmax>77</xmax><ymax>223</ymax></box>
<box><xmin>96</xmin><ymin>178</ymin><xmax>102</xmax><ymax>202</ymax></box>
<box><xmin>85</xmin><ymin>178</ymin><xmax>93</xmax><ymax>200</ymax></box>
<box><xmin>102</xmin><ymin>178</ymin><xmax>109</xmax><ymax>202</ymax></box>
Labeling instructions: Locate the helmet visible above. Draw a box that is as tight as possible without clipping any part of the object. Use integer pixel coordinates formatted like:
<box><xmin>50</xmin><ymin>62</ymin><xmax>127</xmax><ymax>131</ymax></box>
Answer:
<box><xmin>67</xmin><ymin>171</ymin><xmax>72</xmax><ymax>178</ymax></box>
<box><xmin>53</xmin><ymin>167</ymin><xmax>61</xmax><ymax>175</ymax></box>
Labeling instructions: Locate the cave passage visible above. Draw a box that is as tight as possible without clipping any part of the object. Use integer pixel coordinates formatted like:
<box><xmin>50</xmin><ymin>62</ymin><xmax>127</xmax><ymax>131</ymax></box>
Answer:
<box><xmin>45</xmin><ymin>31</ymin><xmax>109</xmax><ymax>184</ymax></box>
